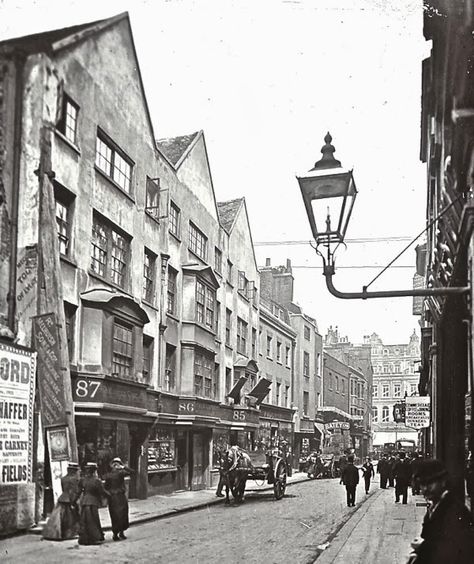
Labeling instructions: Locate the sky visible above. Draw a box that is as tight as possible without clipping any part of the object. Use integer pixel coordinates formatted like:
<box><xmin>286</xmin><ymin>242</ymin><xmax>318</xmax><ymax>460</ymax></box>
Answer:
<box><xmin>0</xmin><ymin>0</ymin><xmax>430</xmax><ymax>345</ymax></box>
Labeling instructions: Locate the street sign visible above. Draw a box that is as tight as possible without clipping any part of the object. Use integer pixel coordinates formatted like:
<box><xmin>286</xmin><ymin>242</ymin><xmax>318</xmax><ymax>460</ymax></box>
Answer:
<box><xmin>405</xmin><ymin>396</ymin><xmax>430</xmax><ymax>429</ymax></box>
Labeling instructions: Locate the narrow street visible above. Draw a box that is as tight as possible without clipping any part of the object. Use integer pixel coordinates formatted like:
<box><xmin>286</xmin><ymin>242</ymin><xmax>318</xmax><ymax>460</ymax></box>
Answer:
<box><xmin>2</xmin><ymin>479</ymin><xmax>376</xmax><ymax>564</ymax></box>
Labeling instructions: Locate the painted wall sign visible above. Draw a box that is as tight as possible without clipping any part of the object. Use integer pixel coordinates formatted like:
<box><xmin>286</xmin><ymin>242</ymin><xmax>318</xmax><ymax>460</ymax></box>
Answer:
<box><xmin>0</xmin><ymin>341</ymin><xmax>36</xmax><ymax>485</ymax></box>
<box><xmin>32</xmin><ymin>313</ymin><xmax>68</xmax><ymax>428</ymax></box>
<box><xmin>71</xmin><ymin>374</ymin><xmax>146</xmax><ymax>408</ymax></box>
<box><xmin>405</xmin><ymin>396</ymin><xmax>431</xmax><ymax>429</ymax></box>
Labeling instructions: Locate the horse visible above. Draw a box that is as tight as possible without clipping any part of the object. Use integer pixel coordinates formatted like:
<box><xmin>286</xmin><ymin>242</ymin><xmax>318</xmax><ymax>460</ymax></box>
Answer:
<box><xmin>221</xmin><ymin>446</ymin><xmax>251</xmax><ymax>505</ymax></box>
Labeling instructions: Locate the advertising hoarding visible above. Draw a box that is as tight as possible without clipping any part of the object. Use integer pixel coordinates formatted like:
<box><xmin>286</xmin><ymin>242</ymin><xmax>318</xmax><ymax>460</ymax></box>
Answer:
<box><xmin>0</xmin><ymin>341</ymin><xmax>36</xmax><ymax>485</ymax></box>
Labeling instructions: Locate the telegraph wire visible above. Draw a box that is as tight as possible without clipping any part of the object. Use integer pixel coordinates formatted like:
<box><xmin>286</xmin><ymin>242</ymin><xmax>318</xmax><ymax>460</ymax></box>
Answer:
<box><xmin>254</xmin><ymin>236</ymin><xmax>413</xmax><ymax>246</ymax></box>
<box><xmin>274</xmin><ymin>265</ymin><xmax>415</xmax><ymax>270</ymax></box>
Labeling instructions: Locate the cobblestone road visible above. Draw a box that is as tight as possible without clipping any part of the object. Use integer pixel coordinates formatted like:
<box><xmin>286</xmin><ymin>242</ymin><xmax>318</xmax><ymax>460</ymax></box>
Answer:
<box><xmin>2</xmin><ymin>479</ymin><xmax>378</xmax><ymax>564</ymax></box>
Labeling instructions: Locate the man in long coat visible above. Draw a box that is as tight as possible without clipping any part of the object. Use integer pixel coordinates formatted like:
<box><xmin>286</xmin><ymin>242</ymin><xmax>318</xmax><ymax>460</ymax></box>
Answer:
<box><xmin>362</xmin><ymin>457</ymin><xmax>375</xmax><ymax>494</ymax></box>
<box><xmin>377</xmin><ymin>454</ymin><xmax>389</xmax><ymax>489</ymax></box>
<box><xmin>394</xmin><ymin>451</ymin><xmax>412</xmax><ymax>504</ymax></box>
<box><xmin>409</xmin><ymin>460</ymin><xmax>474</xmax><ymax>563</ymax></box>
<box><xmin>340</xmin><ymin>455</ymin><xmax>360</xmax><ymax>507</ymax></box>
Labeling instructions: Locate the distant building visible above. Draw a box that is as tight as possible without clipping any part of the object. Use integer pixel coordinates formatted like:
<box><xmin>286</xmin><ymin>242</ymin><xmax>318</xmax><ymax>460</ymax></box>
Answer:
<box><xmin>324</xmin><ymin>326</ymin><xmax>373</xmax><ymax>458</ymax></box>
<box><xmin>366</xmin><ymin>331</ymin><xmax>420</xmax><ymax>448</ymax></box>
<box><xmin>259</xmin><ymin>258</ymin><xmax>323</xmax><ymax>462</ymax></box>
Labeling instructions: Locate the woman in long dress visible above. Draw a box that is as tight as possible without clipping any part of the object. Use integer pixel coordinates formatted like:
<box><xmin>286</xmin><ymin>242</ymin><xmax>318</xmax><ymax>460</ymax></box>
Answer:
<box><xmin>104</xmin><ymin>457</ymin><xmax>133</xmax><ymax>541</ymax></box>
<box><xmin>77</xmin><ymin>462</ymin><xmax>109</xmax><ymax>546</ymax></box>
<box><xmin>42</xmin><ymin>462</ymin><xmax>80</xmax><ymax>540</ymax></box>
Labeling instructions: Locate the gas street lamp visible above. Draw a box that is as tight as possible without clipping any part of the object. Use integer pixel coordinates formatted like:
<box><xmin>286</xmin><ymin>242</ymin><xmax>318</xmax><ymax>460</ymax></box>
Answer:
<box><xmin>297</xmin><ymin>133</ymin><xmax>470</xmax><ymax>300</ymax></box>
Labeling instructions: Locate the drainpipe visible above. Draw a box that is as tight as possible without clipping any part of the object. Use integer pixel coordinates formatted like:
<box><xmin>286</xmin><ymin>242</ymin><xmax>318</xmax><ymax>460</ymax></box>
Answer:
<box><xmin>158</xmin><ymin>253</ymin><xmax>170</xmax><ymax>386</ymax></box>
<box><xmin>7</xmin><ymin>50</ymin><xmax>26</xmax><ymax>333</ymax></box>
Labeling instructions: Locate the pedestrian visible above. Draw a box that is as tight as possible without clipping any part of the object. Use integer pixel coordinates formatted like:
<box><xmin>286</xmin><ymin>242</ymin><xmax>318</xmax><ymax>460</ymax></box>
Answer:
<box><xmin>42</xmin><ymin>462</ymin><xmax>81</xmax><ymax>540</ymax></box>
<box><xmin>388</xmin><ymin>454</ymin><xmax>396</xmax><ymax>487</ymax></box>
<box><xmin>338</xmin><ymin>451</ymin><xmax>348</xmax><ymax>479</ymax></box>
<box><xmin>394</xmin><ymin>451</ymin><xmax>412</xmax><ymax>504</ymax></box>
<box><xmin>377</xmin><ymin>453</ymin><xmax>389</xmax><ymax>488</ymax></box>
<box><xmin>362</xmin><ymin>456</ymin><xmax>375</xmax><ymax>494</ymax></box>
<box><xmin>410</xmin><ymin>452</ymin><xmax>423</xmax><ymax>495</ymax></box>
<box><xmin>104</xmin><ymin>457</ymin><xmax>133</xmax><ymax>541</ymax></box>
<box><xmin>340</xmin><ymin>454</ymin><xmax>359</xmax><ymax>507</ymax></box>
<box><xmin>407</xmin><ymin>459</ymin><xmax>474</xmax><ymax>563</ymax></box>
<box><xmin>77</xmin><ymin>462</ymin><xmax>108</xmax><ymax>546</ymax></box>
<box><xmin>215</xmin><ymin>445</ymin><xmax>227</xmax><ymax>498</ymax></box>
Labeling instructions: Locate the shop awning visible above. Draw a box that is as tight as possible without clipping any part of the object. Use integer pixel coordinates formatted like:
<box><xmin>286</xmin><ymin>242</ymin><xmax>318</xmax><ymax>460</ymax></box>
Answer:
<box><xmin>314</xmin><ymin>422</ymin><xmax>325</xmax><ymax>437</ymax></box>
<box><xmin>248</xmin><ymin>377</ymin><xmax>272</xmax><ymax>405</ymax></box>
<box><xmin>227</xmin><ymin>376</ymin><xmax>247</xmax><ymax>402</ymax></box>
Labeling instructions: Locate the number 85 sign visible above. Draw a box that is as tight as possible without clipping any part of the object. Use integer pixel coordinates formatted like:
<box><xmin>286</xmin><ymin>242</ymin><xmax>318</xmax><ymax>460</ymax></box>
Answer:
<box><xmin>73</xmin><ymin>377</ymin><xmax>102</xmax><ymax>400</ymax></box>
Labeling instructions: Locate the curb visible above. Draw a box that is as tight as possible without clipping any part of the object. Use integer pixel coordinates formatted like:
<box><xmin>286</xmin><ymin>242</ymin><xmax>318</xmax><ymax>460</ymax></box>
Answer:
<box><xmin>311</xmin><ymin>488</ymin><xmax>382</xmax><ymax>563</ymax></box>
<box><xmin>120</xmin><ymin>474</ymin><xmax>310</xmax><ymax>529</ymax></box>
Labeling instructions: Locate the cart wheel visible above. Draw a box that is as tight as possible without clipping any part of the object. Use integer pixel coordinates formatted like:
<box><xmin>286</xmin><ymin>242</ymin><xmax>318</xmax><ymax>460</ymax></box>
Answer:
<box><xmin>273</xmin><ymin>460</ymin><xmax>287</xmax><ymax>500</ymax></box>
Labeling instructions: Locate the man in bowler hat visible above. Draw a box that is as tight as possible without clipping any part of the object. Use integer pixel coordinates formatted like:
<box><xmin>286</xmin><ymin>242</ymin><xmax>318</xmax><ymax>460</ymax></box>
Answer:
<box><xmin>340</xmin><ymin>454</ymin><xmax>360</xmax><ymax>507</ymax></box>
<box><xmin>408</xmin><ymin>460</ymin><xmax>474</xmax><ymax>563</ymax></box>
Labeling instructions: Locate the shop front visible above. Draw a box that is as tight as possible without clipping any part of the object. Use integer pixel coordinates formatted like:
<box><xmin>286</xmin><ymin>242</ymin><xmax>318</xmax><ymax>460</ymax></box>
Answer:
<box><xmin>171</xmin><ymin>397</ymin><xmax>224</xmax><ymax>491</ymax></box>
<box><xmin>295</xmin><ymin>419</ymin><xmax>320</xmax><ymax>470</ymax></box>
<box><xmin>210</xmin><ymin>405</ymin><xmax>259</xmax><ymax>488</ymax></box>
<box><xmin>258</xmin><ymin>405</ymin><xmax>294</xmax><ymax>470</ymax></box>
<box><xmin>73</xmin><ymin>372</ymin><xmax>155</xmax><ymax>499</ymax></box>
<box><xmin>322</xmin><ymin>419</ymin><xmax>351</xmax><ymax>457</ymax></box>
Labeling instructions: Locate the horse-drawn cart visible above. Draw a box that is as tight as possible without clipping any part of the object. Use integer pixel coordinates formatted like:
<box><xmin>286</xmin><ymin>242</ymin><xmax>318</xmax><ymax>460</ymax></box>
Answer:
<box><xmin>246</xmin><ymin>449</ymin><xmax>288</xmax><ymax>500</ymax></box>
<box><xmin>223</xmin><ymin>446</ymin><xmax>288</xmax><ymax>503</ymax></box>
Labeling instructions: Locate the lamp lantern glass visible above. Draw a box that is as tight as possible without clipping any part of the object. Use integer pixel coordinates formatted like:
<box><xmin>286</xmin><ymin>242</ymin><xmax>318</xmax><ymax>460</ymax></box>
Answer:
<box><xmin>297</xmin><ymin>133</ymin><xmax>357</xmax><ymax>245</ymax></box>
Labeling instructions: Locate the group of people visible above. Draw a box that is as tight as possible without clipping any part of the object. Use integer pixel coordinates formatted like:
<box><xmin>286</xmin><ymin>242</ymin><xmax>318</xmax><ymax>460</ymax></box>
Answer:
<box><xmin>339</xmin><ymin>452</ymin><xmax>415</xmax><ymax>507</ymax></box>
<box><xmin>377</xmin><ymin>451</ymin><xmax>423</xmax><ymax>503</ymax></box>
<box><xmin>339</xmin><ymin>455</ymin><xmax>375</xmax><ymax>506</ymax></box>
<box><xmin>42</xmin><ymin>457</ymin><xmax>132</xmax><ymax>545</ymax></box>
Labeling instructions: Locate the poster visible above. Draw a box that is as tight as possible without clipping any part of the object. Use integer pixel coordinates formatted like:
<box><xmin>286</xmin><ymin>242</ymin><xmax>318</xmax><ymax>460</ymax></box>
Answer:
<box><xmin>0</xmin><ymin>340</ymin><xmax>37</xmax><ymax>484</ymax></box>
<box><xmin>32</xmin><ymin>312</ymin><xmax>68</xmax><ymax>428</ymax></box>
<box><xmin>46</xmin><ymin>426</ymin><xmax>70</xmax><ymax>462</ymax></box>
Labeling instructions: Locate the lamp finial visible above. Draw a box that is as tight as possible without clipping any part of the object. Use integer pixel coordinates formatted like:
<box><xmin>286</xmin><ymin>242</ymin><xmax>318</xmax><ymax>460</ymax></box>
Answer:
<box><xmin>311</xmin><ymin>132</ymin><xmax>342</xmax><ymax>171</ymax></box>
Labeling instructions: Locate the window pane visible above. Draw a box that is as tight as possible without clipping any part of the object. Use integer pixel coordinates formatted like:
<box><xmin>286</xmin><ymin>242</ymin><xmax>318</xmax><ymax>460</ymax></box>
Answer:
<box><xmin>64</xmin><ymin>99</ymin><xmax>78</xmax><ymax>143</ymax></box>
<box><xmin>55</xmin><ymin>200</ymin><xmax>69</xmax><ymax>255</ymax></box>
<box><xmin>113</xmin><ymin>151</ymin><xmax>132</xmax><ymax>193</ymax></box>
<box><xmin>96</xmin><ymin>137</ymin><xmax>112</xmax><ymax>176</ymax></box>
<box><xmin>91</xmin><ymin>220</ymin><xmax>108</xmax><ymax>276</ymax></box>
<box><xmin>112</xmin><ymin>321</ymin><xmax>133</xmax><ymax>379</ymax></box>
<box><xmin>111</xmin><ymin>230</ymin><xmax>127</xmax><ymax>287</ymax></box>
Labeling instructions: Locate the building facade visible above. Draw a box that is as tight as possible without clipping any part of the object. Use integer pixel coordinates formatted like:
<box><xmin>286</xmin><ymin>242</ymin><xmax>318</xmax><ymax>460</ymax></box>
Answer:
<box><xmin>0</xmin><ymin>14</ymin><xmax>293</xmax><ymax>533</ymax></box>
<box><xmin>417</xmin><ymin>0</ymin><xmax>474</xmax><ymax>508</ymax></box>
<box><xmin>367</xmin><ymin>331</ymin><xmax>420</xmax><ymax>449</ymax></box>
<box><xmin>259</xmin><ymin>259</ymin><xmax>323</xmax><ymax>462</ymax></box>
<box><xmin>323</xmin><ymin>327</ymin><xmax>373</xmax><ymax>459</ymax></box>
<box><xmin>0</xmin><ymin>14</ymin><xmax>175</xmax><ymax>532</ymax></box>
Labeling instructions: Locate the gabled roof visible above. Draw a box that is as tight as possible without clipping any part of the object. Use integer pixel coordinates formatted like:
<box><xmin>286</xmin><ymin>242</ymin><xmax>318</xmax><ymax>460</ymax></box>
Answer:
<box><xmin>157</xmin><ymin>131</ymin><xmax>200</xmax><ymax>168</ymax></box>
<box><xmin>0</xmin><ymin>13</ymin><xmax>161</xmax><ymax>157</ymax></box>
<box><xmin>0</xmin><ymin>12</ymin><xmax>128</xmax><ymax>55</ymax></box>
<box><xmin>217</xmin><ymin>198</ymin><xmax>244</xmax><ymax>233</ymax></box>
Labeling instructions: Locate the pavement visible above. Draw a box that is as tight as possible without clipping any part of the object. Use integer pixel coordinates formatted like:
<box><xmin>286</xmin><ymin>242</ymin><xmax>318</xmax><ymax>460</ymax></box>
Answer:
<box><xmin>314</xmin><ymin>486</ymin><xmax>427</xmax><ymax>564</ymax></box>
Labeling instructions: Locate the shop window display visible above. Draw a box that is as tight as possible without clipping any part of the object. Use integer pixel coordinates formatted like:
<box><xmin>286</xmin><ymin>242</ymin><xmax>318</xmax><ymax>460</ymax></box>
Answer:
<box><xmin>148</xmin><ymin>429</ymin><xmax>176</xmax><ymax>472</ymax></box>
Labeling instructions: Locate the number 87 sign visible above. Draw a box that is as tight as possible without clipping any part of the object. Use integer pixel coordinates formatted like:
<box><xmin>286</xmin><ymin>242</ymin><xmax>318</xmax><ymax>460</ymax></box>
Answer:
<box><xmin>73</xmin><ymin>377</ymin><xmax>102</xmax><ymax>400</ymax></box>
